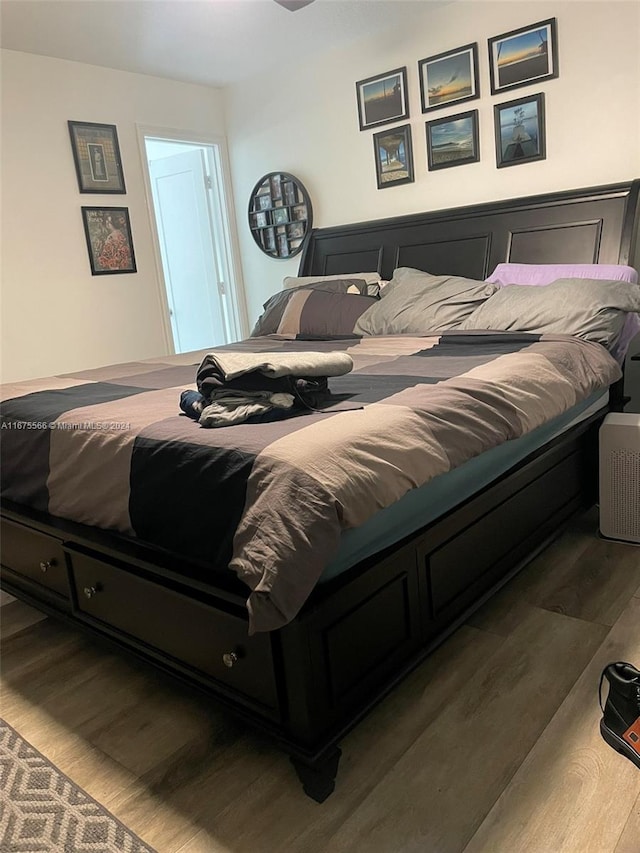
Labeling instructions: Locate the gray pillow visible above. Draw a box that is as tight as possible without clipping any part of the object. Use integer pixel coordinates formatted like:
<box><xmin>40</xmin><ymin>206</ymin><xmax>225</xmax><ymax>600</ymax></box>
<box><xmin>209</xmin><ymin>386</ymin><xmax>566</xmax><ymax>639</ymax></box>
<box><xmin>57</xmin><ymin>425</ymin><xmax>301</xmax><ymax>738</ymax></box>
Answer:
<box><xmin>251</xmin><ymin>278</ymin><xmax>369</xmax><ymax>337</ymax></box>
<box><xmin>459</xmin><ymin>277</ymin><xmax>640</xmax><ymax>349</ymax></box>
<box><xmin>353</xmin><ymin>267</ymin><xmax>498</xmax><ymax>336</ymax></box>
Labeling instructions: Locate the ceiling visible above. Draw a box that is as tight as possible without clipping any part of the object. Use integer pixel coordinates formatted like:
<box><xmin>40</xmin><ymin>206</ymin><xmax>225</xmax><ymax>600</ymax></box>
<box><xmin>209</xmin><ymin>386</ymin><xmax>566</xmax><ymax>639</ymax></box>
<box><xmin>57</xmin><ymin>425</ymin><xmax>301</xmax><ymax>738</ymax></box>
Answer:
<box><xmin>0</xmin><ymin>0</ymin><xmax>440</xmax><ymax>89</ymax></box>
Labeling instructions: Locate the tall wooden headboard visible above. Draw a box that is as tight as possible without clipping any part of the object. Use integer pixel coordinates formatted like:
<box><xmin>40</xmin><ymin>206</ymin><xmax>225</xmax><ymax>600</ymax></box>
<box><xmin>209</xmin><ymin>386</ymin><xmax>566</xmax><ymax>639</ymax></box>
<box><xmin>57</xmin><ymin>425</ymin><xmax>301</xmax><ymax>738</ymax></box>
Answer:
<box><xmin>299</xmin><ymin>180</ymin><xmax>640</xmax><ymax>281</ymax></box>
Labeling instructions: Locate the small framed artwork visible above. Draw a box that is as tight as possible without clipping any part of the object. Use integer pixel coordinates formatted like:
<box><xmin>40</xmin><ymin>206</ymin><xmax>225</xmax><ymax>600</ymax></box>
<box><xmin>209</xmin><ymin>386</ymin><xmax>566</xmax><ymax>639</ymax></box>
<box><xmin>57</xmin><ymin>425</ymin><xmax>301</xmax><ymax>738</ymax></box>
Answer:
<box><xmin>284</xmin><ymin>182</ymin><xmax>297</xmax><ymax>206</ymax></box>
<box><xmin>68</xmin><ymin>121</ymin><xmax>126</xmax><ymax>193</ymax></box>
<box><xmin>81</xmin><ymin>207</ymin><xmax>137</xmax><ymax>275</ymax></box>
<box><xmin>372</xmin><ymin>124</ymin><xmax>414</xmax><ymax>189</ymax></box>
<box><xmin>356</xmin><ymin>67</ymin><xmax>409</xmax><ymax>131</ymax></box>
<box><xmin>270</xmin><ymin>174</ymin><xmax>282</xmax><ymax>200</ymax></box>
<box><xmin>264</xmin><ymin>228</ymin><xmax>276</xmax><ymax>252</ymax></box>
<box><xmin>273</xmin><ymin>207</ymin><xmax>289</xmax><ymax>225</ymax></box>
<box><xmin>419</xmin><ymin>43</ymin><xmax>479</xmax><ymax>113</ymax></box>
<box><xmin>488</xmin><ymin>18</ymin><xmax>558</xmax><ymax>95</ymax></box>
<box><xmin>277</xmin><ymin>233</ymin><xmax>289</xmax><ymax>257</ymax></box>
<box><xmin>494</xmin><ymin>93</ymin><xmax>546</xmax><ymax>168</ymax></box>
<box><xmin>426</xmin><ymin>110</ymin><xmax>479</xmax><ymax>171</ymax></box>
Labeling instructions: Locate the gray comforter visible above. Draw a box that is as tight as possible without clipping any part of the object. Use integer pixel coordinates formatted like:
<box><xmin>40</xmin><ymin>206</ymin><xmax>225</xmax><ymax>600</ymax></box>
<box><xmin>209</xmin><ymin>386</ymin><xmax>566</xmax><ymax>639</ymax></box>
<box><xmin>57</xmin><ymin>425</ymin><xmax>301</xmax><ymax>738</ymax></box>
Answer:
<box><xmin>0</xmin><ymin>331</ymin><xmax>620</xmax><ymax>632</ymax></box>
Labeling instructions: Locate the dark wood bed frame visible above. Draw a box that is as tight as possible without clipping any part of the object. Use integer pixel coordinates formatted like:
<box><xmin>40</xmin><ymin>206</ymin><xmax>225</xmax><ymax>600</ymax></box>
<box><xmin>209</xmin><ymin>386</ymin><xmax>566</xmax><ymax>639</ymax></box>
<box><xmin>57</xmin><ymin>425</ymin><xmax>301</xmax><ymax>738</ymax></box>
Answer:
<box><xmin>2</xmin><ymin>180</ymin><xmax>638</xmax><ymax>801</ymax></box>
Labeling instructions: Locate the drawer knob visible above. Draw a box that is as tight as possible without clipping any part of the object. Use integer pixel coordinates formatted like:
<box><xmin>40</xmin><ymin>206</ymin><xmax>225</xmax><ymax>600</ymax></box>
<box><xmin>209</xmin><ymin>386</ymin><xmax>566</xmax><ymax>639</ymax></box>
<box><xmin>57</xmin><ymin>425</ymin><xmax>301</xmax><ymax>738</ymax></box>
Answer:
<box><xmin>39</xmin><ymin>560</ymin><xmax>55</xmax><ymax>573</ymax></box>
<box><xmin>83</xmin><ymin>585</ymin><xmax>99</xmax><ymax>599</ymax></box>
<box><xmin>222</xmin><ymin>652</ymin><xmax>238</xmax><ymax>668</ymax></box>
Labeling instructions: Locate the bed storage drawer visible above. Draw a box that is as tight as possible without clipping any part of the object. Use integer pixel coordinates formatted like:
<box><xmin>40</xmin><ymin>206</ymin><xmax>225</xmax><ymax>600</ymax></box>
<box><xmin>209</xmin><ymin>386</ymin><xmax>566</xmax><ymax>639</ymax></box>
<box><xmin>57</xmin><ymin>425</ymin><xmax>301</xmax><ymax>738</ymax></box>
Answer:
<box><xmin>0</xmin><ymin>519</ymin><xmax>68</xmax><ymax>598</ymax></box>
<box><xmin>423</xmin><ymin>450</ymin><xmax>583</xmax><ymax>621</ymax></box>
<box><xmin>69</xmin><ymin>551</ymin><xmax>279</xmax><ymax>712</ymax></box>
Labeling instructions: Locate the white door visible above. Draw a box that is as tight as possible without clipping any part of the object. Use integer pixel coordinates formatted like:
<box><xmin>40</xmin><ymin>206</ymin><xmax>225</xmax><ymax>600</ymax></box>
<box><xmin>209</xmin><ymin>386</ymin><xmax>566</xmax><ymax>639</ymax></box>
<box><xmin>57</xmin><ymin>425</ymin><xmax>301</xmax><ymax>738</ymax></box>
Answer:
<box><xmin>149</xmin><ymin>149</ymin><xmax>227</xmax><ymax>352</ymax></box>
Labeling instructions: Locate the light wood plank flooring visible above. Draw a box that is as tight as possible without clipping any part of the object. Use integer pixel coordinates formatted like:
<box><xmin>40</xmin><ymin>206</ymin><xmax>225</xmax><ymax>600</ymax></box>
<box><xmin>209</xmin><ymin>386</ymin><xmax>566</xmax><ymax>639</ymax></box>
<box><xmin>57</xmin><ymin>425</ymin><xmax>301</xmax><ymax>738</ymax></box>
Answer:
<box><xmin>1</xmin><ymin>508</ymin><xmax>639</xmax><ymax>853</ymax></box>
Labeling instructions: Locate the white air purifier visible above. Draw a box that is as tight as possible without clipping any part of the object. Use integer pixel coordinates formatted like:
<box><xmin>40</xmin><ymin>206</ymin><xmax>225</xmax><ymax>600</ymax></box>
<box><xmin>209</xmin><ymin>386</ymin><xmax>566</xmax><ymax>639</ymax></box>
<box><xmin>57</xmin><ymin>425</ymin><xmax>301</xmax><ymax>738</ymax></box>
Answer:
<box><xmin>599</xmin><ymin>413</ymin><xmax>640</xmax><ymax>544</ymax></box>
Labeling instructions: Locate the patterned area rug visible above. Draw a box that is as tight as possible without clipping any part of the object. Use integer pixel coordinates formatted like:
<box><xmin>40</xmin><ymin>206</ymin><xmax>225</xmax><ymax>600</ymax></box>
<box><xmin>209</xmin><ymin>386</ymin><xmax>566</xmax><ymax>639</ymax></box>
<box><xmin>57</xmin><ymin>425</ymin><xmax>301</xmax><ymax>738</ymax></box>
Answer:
<box><xmin>0</xmin><ymin>719</ymin><xmax>157</xmax><ymax>852</ymax></box>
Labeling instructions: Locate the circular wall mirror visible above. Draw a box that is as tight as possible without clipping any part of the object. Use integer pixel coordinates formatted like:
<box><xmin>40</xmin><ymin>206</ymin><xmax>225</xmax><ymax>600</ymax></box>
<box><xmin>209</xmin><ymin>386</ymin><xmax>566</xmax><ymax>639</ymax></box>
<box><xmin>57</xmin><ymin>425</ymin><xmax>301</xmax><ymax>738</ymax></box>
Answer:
<box><xmin>248</xmin><ymin>172</ymin><xmax>313</xmax><ymax>259</ymax></box>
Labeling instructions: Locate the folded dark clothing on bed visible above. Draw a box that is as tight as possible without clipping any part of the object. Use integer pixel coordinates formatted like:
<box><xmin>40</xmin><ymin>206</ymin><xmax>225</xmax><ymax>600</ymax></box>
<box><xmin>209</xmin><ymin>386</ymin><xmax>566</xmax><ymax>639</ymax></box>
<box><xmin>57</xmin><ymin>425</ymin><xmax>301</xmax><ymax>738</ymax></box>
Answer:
<box><xmin>180</xmin><ymin>388</ymin><xmax>306</xmax><ymax>426</ymax></box>
<box><xmin>199</xmin><ymin>367</ymin><xmax>328</xmax><ymax>399</ymax></box>
<box><xmin>197</xmin><ymin>350</ymin><xmax>352</xmax><ymax>395</ymax></box>
<box><xmin>180</xmin><ymin>389</ymin><xmax>206</xmax><ymax>420</ymax></box>
<box><xmin>194</xmin><ymin>350</ymin><xmax>354</xmax><ymax>427</ymax></box>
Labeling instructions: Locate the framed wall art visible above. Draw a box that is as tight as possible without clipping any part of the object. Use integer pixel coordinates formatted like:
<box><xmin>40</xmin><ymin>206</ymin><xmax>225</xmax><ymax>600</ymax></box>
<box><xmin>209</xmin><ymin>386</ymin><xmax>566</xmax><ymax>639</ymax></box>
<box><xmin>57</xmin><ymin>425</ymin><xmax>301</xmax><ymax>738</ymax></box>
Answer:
<box><xmin>426</xmin><ymin>110</ymin><xmax>479</xmax><ymax>171</ymax></box>
<box><xmin>494</xmin><ymin>93</ymin><xmax>546</xmax><ymax>168</ymax></box>
<box><xmin>68</xmin><ymin>121</ymin><xmax>126</xmax><ymax>193</ymax></box>
<box><xmin>488</xmin><ymin>18</ymin><xmax>558</xmax><ymax>95</ymax></box>
<box><xmin>356</xmin><ymin>67</ymin><xmax>409</xmax><ymax>131</ymax></box>
<box><xmin>419</xmin><ymin>43</ymin><xmax>479</xmax><ymax>113</ymax></box>
<box><xmin>81</xmin><ymin>207</ymin><xmax>137</xmax><ymax>275</ymax></box>
<box><xmin>372</xmin><ymin>124</ymin><xmax>414</xmax><ymax>189</ymax></box>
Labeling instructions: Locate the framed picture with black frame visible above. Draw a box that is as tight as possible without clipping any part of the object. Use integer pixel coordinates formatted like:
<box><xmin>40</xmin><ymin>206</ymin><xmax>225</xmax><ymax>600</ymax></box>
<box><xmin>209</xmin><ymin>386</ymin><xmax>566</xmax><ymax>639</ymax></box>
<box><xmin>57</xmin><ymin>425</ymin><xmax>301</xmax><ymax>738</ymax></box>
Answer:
<box><xmin>81</xmin><ymin>206</ymin><xmax>137</xmax><ymax>275</ymax></box>
<box><xmin>68</xmin><ymin>121</ymin><xmax>126</xmax><ymax>193</ymax></box>
<box><xmin>494</xmin><ymin>92</ymin><xmax>546</xmax><ymax>168</ymax></box>
<box><xmin>372</xmin><ymin>124</ymin><xmax>414</xmax><ymax>189</ymax></box>
<box><xmin>426</xmin><ymin>110</ymin><xmax>480</xmax><ymax>171</ymax></box>
<box><xmin>419</xmin><ymin>43</ymin><xmax>480</xmax><ymax>113</ymax></box>
<box><xmin>356</xmin><ymin>67</ymin><xmax>409</xmax><ymax>131</ymax></box>
<box><xmin>488</xmin><ymin>18</ymin><xmax>558</xmax><ymax>95</ymax></box>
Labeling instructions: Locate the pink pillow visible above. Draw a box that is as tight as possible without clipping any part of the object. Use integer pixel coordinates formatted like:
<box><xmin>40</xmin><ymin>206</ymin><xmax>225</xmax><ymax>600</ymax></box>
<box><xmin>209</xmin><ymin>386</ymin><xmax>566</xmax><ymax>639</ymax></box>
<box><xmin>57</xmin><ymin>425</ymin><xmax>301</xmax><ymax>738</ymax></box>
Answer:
<box><xmin>485</xmin><ymin>263</ymin><xmax>639</xmax><ymax>362</ymax></box>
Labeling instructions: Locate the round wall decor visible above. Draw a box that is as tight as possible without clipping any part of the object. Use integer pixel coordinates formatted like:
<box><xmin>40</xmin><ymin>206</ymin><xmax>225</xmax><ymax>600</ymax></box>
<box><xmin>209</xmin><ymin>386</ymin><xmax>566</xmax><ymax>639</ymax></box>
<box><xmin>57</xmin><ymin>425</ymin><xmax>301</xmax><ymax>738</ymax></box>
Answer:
<box><xmin>248</xmin><ymin>172</ymin><xmax>313</xmax><ymax>259</ymax></box>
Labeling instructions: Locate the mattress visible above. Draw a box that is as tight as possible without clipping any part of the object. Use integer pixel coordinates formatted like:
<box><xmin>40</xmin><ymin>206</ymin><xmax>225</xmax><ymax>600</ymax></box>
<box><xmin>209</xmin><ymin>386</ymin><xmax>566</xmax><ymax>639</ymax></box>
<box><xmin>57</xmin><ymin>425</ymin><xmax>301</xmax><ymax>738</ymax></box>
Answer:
<box><xmin>321</xmin><ymin>390</ymin><xmax>608</xmax><ymax>581</ymax></box>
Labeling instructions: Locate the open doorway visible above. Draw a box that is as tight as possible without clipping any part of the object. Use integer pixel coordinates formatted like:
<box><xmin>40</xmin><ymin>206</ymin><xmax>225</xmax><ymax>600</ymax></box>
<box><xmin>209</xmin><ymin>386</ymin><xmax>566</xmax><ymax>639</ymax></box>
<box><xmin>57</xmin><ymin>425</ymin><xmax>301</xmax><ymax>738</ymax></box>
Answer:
<box><xmin>140</xmin><ymin>131</ymin><xmax>246</xmax><ymax>353</ymax></box>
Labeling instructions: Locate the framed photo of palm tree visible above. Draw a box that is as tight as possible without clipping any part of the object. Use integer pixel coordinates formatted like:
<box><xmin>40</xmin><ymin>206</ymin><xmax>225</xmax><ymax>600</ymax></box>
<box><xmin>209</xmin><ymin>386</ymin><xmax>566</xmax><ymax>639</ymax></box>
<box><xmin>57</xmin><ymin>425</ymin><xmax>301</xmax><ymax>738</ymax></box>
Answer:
<box><xmin>488</xmin><ymin>19</ymin><xmax>558</xmax><ymax>95</ymax></box>
<box><xmin>494</xmin><ymin>93</ymin><xmax>546</xmax><ymax>168</ymax></box>
<box><xmin>356</xmin><ymin>68</ymin><xmax>409</xmax><ymax>131</ymax></box>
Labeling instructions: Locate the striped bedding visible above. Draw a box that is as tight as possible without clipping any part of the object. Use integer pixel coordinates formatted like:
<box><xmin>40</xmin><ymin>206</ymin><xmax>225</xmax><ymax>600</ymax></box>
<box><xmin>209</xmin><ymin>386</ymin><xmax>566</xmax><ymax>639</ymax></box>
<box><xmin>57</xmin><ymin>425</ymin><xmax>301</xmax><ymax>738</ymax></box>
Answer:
<box><xmin>0</xmin><ymin>331</ymin><xmax>620</xmax><ymax>632</ymax></box>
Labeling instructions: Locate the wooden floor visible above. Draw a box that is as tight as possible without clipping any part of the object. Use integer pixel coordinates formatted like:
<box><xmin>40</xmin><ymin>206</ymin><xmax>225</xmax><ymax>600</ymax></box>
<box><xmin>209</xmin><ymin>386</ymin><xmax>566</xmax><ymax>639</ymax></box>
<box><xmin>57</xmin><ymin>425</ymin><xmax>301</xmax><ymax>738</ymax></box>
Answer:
<box><xmin>1</xmin><ymin>507</ymin><xmax>639</xmax><ymax>853</ymax></box>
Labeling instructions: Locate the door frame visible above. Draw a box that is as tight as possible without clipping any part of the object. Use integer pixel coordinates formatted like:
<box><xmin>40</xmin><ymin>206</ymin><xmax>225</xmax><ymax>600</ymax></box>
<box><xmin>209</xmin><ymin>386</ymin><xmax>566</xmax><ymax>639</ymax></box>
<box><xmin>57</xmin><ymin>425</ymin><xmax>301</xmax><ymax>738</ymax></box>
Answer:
<box><xmin>136</xmin><ymin>124</ymin><xmax>249</xmax><ymax>353</ymax></box>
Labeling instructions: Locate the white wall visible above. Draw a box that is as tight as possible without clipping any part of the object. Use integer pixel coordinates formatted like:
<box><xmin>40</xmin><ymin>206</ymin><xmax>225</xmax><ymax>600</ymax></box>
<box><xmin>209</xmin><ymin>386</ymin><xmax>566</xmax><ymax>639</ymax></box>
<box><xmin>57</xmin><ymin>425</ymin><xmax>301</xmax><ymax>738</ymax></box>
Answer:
<box><xmin>2</xmin><ymin>2</ymin><xmax>639</xmax><ymax>381</ymax></box>
<box><xmin>225</xmin><ymin>1</ymin><xmax>640</xmax><ymax>325</ymax></box>
<box><xmin>0</xmin><ymin>50</ymin><xmax>227</xmax><ymax>382</ymax></box>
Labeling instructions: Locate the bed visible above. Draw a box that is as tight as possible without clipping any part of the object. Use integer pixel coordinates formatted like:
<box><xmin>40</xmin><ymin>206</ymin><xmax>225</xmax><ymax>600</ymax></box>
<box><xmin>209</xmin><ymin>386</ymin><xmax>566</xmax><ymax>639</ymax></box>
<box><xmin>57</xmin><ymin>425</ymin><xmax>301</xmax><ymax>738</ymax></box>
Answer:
<box><xmin>1</xmin><ymin>179</ymin><xmax>639</xmax><ymax>801</ymax></box>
